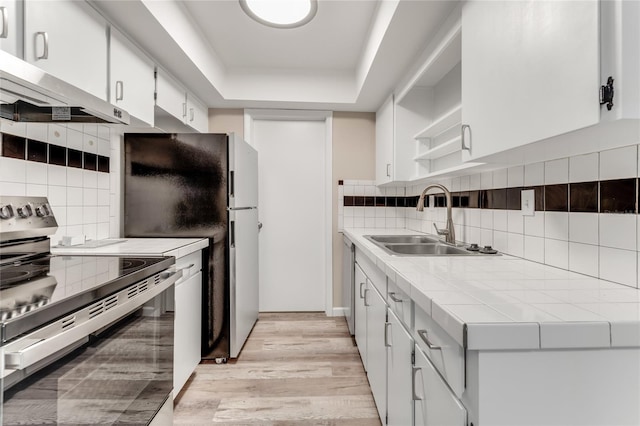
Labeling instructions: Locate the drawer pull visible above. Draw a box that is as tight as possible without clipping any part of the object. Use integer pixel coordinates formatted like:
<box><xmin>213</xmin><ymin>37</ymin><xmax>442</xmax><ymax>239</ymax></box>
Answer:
<box><xmin>388</xmin><ymin>292</ymin><xmax>403</xmax><ymax>303</ymax></box>
<box><xmin>418</xmin><ymin>329</ymin><xmax>441</xmax><ymax>350</ymax></box>
<box><xmin>359</xmin><ymin>282</ymin><xmax>366</xmax><ymax>299</ymax></box>
<box><xmin>384</xmin><ymin>322</ymin><xmax>392</xmax><ymax>347</ymax></box>
<box><xmin>412</xmin><ymin>366</ymin><xmax>423</xmax><ymax>401</ymax></box>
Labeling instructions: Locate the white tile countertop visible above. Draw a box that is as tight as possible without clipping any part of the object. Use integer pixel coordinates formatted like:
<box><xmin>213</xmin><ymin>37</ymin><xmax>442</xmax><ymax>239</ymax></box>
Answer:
<box><xmin>51</xmin><ymin>238</ymin><xmax>209</xmax><ymax>258</ymax></box>
<box><xmin>344</xmin><ymin>228</ymin><xmax>640</xmax><ymax>350</ymax></box>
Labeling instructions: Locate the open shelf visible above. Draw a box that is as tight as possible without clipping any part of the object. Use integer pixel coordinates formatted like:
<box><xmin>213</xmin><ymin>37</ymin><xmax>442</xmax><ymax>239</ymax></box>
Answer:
<box><xmin>396</xmin><ymin>23</ymin><xmax>462</xmax><ymax>103</ymax></box>
<box><xmin>414</xmin><ymin>135</ymin><xmax>461</xmax><ymax>161</ymax></box>
<box><xmin>413</xmin><ymin>105</ymin><xmax>462</xmax><ymax>140</ymax></box>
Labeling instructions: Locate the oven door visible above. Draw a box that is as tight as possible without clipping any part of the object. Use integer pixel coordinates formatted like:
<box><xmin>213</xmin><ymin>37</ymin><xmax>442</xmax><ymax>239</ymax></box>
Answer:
<box><xmin>1</xmin><ymin>273</ymin><xmax>179</xmax><ymax>425</ymax></box>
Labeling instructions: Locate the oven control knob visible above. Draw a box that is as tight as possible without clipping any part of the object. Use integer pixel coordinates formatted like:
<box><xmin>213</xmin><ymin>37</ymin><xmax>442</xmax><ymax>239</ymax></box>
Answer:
<box><xmin>17</xmin><ymin>204</ymin><xmax>33</xmax><ymax>218</ymax></box>
<box><xmin>0</xmin><ymin>204</ymin><xmax>14</xmax><ymax>219</ymax></box>
<box><xmin>36</xmin><ymin>204</ymin><xmax>51</xmax><ymax>217</ymax></box>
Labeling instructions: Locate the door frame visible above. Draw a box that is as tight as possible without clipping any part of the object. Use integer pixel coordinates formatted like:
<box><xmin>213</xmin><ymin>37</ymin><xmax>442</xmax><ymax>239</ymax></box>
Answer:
<box><xmin>243</xmin><ymin>109</ymin><xmax>334</xmax><ymax>316</ymax></box>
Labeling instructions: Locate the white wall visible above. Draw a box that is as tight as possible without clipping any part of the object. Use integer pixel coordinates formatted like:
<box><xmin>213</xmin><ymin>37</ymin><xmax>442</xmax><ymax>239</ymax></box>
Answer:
<box><xmin>0</xmin><ymin>118</ymin><xmax>122</xmax><ymax>246</ymax></box>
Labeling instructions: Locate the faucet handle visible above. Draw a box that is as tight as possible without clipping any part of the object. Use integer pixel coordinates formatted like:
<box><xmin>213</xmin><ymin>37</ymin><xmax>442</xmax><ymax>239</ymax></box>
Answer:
<box><xmin>433</xmin><ymin>223</ymin><xmax>449</xmax><ymax>236</ymax></box>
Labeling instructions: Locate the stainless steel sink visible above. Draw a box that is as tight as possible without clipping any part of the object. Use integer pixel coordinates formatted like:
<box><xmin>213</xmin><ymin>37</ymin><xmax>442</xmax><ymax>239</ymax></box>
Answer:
<box><xmin>363</xmin><ymin>234</ymin><xmax>500</xmax><ymax>257</ymax></box>
<box><xmin>383</xmin><ymin>243</ymin><xmax>471</xmax><ymax>256</ymax></box>
<box><xmin>367</xmin><ymin>235</ymin><xmax>440</xmax><ymax>244</ymax></box>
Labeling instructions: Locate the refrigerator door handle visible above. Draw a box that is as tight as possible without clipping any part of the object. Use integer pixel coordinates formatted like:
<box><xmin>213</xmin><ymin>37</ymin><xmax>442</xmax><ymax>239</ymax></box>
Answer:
<box><xmin>230</xmin><ymin>220</ymin><xmax>235</xmax><ymax>248</ymax></box>
<box><xmin>229</xmin><ymin>171</ymin><xmax>235</xmax><ymax>198</ymax></box>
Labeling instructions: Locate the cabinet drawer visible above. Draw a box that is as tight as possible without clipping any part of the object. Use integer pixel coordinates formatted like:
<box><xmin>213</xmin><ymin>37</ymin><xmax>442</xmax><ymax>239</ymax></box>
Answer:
<box><xmin>414</xmin><ymin>345</ymin><xmax>467</xmax><ymax>426</ymax></box>
<box><xmin>355</xmin><ymin>251</ymin><xmax>386</xmax><ymax>295</ymax></box>
<box><xmin>175</xmin><ymin>250</ymin><xmax>202</xmax><ymax>280</ymax></box>
<box><xmin>414</xmin><ymin>304</ymin><xmax>464</xmax><ymax>398</ymax></box>
<box><xmin>387</xmin><ymin>277</ymin><xmax>412</xmax><ymax>330</ymax></box>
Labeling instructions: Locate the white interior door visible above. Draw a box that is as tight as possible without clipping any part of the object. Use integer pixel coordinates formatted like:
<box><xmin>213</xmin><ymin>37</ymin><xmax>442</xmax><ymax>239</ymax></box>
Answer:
<box><xmin>253</xmin><ymin>119</ymin><xmax>327</xmax><ymax>312</ymax></box>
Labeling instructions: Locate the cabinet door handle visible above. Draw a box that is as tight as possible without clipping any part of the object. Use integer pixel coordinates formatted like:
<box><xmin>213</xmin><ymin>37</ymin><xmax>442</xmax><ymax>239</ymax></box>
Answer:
<box><xmin>417</xmin><ymin>329</ymin><xmax>441</xmax><ymax>350</ymax></box>
<box><xmin>115</xmin><ymin>80</ymin><xmax>124</xmax><ymax>101</ymax></box>
<box><xmin>363</xmin><ymin>289</ymin><xmax>370</xmax><ymax>307</ymax></box>
<box><xmin>0</xmin><ymin>7</ymin><xmax>8</xmax><ymax>39</ymax></box>
<box><xmin>388</xmin><ymin>292</ymin><xmax>403</xmax><ymax>303</ymax></box>
<box><xmin>412</xmin><ymin>366</ymin><xmax>423</xmax><ymax>401</ymax></box>
<box><xmin>384</xmin><ymin>322</ymin><xmax>392</xmax><ymax>347</ymax></box>
<box><xmin>359</xmin><ymin>282</ymin><xmax>366</xmax><ymax>299</ymax></box>
<box><xmin>190</xmin><ymin>108</ymin><xmax>194</xmax><ymax>122</ymax></box>
<box><xmin>182</xmin><ymin>102</ymin><xmax>187</xmax><ymax>118</ymax></box>
<box><xmin>461</xmin><ymin>124</ymin><xmax>471</xmax><ymax>152</ymax></box>
<box><xmin>36</xmin><ymin>31</ymin><xmax>49</xmax><ymax>60</ymax></box>
<box><xmin>386</xmin><ymin>163</ymin><xmax>391</xmax><ymax>177</ymax></box>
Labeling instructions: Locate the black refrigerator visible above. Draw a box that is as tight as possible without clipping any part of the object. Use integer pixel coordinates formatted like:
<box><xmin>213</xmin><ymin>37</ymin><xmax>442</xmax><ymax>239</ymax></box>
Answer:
<box><xmin>124</xmin><ymin>132</ymin><xmax>259</xmax><ymax>361</ymax></box>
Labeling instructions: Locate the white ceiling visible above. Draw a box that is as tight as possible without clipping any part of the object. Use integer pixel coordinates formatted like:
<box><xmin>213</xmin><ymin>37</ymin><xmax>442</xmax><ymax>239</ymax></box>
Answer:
<box><xmin>92</xmin><ymin>0</ymin><xmax>459</xmax><ymax>112</ymax></box>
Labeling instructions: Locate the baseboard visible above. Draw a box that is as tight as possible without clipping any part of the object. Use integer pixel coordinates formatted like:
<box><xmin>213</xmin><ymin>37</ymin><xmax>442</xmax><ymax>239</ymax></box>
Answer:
<box><xmin>331</xmin><ymin>307</ymin><xmax>347</xmax><ymax>317</ymax></box>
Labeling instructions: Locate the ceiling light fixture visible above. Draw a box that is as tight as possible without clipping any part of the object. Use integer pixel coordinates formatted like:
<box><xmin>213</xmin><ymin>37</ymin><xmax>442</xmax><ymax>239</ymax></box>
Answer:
<box><xmin>239</xmin><ymin>0</ymin><xmax>318</xmax><ymax>29</ymax></box>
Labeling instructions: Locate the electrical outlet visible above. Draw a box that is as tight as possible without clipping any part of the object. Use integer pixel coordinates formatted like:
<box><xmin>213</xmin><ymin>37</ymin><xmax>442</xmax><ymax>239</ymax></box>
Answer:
<box><xmin>521</xmin><ymin>189</ymin><xmax>535</xmax><ymax>216</ymax></box>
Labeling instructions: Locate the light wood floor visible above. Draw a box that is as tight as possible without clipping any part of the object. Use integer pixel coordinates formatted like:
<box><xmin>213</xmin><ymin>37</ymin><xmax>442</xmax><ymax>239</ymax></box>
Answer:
<box><xmin>173</xmin><ymin>312</ymin><xmax>381</xmax><ymax>425</ymax></box>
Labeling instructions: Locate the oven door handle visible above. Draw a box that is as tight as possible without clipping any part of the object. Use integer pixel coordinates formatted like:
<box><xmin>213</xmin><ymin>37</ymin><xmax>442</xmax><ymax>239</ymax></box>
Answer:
<box><xmin>4</xmin><ymin>269</ymin><xmax>182</xmax><ymax>370</ymax></box>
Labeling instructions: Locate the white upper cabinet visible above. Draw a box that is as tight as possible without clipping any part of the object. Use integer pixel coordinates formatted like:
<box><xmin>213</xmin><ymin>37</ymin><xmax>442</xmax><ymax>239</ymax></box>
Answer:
<box><xmin>461</xmin><ymin>0</ymin><xmax>600</xmax><ymax>162</ymax></box>
<box><xmin>109</xmin><ymin>27</ymin><xmax>154</xmax><ymax>127</ymax></box>
<box><xmin>24</xmin><ymin>0</ymin><xmax>108</xmax><ymax>100</ymax></box>
<box><xmin>600</xmin><ymin>0</ymin><xmax>640</xmax><ymax>122</ymax></box>
<box><xmin>185</xmin><ymin>92</ymin><xmax>208</xmax><ymax>133</ymax></box>
<box><xmin>0</xmin><ymin>0</ymin><xmax>23</xmax><ymax>57</ymax></box>
<box><xmin>375</xmin><ymin>94</ymin><xmax>394</xmax><ymax>185</ymax></box>
<box><xmin>155</xmin><ymin>67</ymin><xmax>187</xmax><ymax>123</ymax></box>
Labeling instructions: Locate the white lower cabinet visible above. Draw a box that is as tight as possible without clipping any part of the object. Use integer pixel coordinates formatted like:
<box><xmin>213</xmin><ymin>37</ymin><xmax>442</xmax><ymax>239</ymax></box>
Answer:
<box><xmin>414</xmin><ymin>346</ymin><xmax>467</xmax><ymax>426</ymax></box>
<box><xmin>366</xmin><ymin>281</ymin><xmax>388</xmax><ymax>422</ymax></box>
<box><xmin>174</xmin><ymin>270</ymin><xmax>202</xmax><ymax>397</ymax></box>
<box><xmin>386</xmin><ymin>308</ymin><xmax>414</xmax><ymax>426</ymax></box>
<box><xmin>354</xmin><ymin>263</ymin><xmax>368</xmax><ymax>371</ymax></box>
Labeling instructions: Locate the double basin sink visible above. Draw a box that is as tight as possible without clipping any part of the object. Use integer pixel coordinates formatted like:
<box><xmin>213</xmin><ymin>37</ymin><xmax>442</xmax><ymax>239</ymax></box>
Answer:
<box><xmin>364</xmin><ymin>235</ymin><xmax>499</xmax><ymax>257</ymax></box>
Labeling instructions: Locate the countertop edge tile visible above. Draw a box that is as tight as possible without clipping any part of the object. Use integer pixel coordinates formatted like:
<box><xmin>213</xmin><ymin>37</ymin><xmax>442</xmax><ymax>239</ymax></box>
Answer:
<box><xmin>466</xmin><ymin>323</ymin><xmax>540</xmax><ymax>350</ymax></box>
<box><xmin>611</xmin><ymin>322</ymin><xmax>640</xmax><ymax>347</ymax></box>
<box><xmin>539</xmin><ymin>322</ymin><xmax>611</xmax><ymax>349</ymax></box>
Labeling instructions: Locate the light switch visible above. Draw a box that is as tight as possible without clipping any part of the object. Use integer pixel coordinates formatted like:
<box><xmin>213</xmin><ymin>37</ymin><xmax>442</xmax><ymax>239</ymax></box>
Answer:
<box><xmin>521</xmin><ymin>189</ymin><xmax>535</xmax><ymax>216</ymax></box>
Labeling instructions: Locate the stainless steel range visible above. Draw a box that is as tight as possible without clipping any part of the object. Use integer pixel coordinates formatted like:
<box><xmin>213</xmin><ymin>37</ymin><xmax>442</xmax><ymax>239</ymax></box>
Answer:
<box><xmin>0</xmin><ymin>196</ymin><xmax>180</xmax><ymax>425</ymax></box>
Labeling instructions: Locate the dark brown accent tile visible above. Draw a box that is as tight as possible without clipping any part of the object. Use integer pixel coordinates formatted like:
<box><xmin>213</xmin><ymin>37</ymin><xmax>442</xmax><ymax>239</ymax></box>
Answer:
<box><xmin>534</xmin><ymin>186</ymin><xmax>544</xmax><ymax>211</ymax></box>
<box><xmin>2</xmin><ymin>134</ymin><xmax>26</xmax><ymax>159</ymax></box>
<box><xmin>570</xmin><ymin>182</ymin><xmax>598</xmax><ymax>213</ymax></box>
<box><xmin>484</xmin><ymin>189</ymin><xmax>507</xmax><ymax>209</ymax></box>
<box><xmin>338</xmin><ymin>180</ymin><xmax>343</xmax><ymax>185</ymax></box>
<box><xmin>27</xmin><ymin>139</ymin><xmax>47</xmax><ymax>163</ymax></box>
<box><xmin>396</xmin><ymin>197</ymin><xmax>406</xmax><ymax>208</ymax></box>
<box><xmin>374</xmin><ymin>196</ymin><xmax>385</xmax><ymax>207</ymax></box>
<box><xmin>506</xmin><ymin>187</ymin><xmax>522</xmax><ymax>210</ymax></box>
<box><xmin>83</xmin><ymin>152</ymin><xmax>97</xmax><ymax>171</ymax></box>
<box><xmin>406</xmin><ymin>196</ymin><xmax>418</xmax><ymax>208</ymax></box>
<box><xmin>97</xmin><ymin>155</ymin><xmax>110</xmax><ymax>173</ymax></box>
<box><xmin>545</xmin><ymin>184</ymin><xmax>568</xmax><ymax>212</ymax></box>
<box><xmin>364</xmin><ymin>196</ymin><xmax>374</xmax><ymax>207</ymax></box>
<box><xmin>385</xmin><ymin>196</ymin><xmax>396</xmax><ymax>207</ymax></box>
<box><xmin>458</xmin><ymin>192</ymin><xmax>470</xmax><ymax>208</ymax></box>
<box><xmin>468</xmin><ymin>190</ymin><xmax>481</xmax><ymax>209</ymax></box>
<box><xmin>344</xmin><ymin>196</ymin><xmax>355</xmax><ymax>207</ymax></box>
<box><xmin>600</xmin><ymin>179</ymin><xmax>636</xmax><ymax>214</ymax></box>
<box><xmin>49</xmin><ymin>145</ymin><xmax>67</xmax><ymax>166</ymax></box>
<box><xmin>432</xmin><ymin>194</ymin><xmax>445</xmax><ymax>208</ymax></box>
<box><xmin>68</xmin><ymin>149</ymin><xmax>83</xmax><ymax>169</ymax></box>
<box><xmin>452</xmin><ymin>193</ymin><xmax>461</xmax><ymax>208</ymax></box>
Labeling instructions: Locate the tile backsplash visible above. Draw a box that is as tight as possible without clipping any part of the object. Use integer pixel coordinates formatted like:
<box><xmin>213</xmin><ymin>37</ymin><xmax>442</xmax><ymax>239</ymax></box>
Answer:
<box><xmin>0</xmin><ymin>119</ymin><xmax>121</xmax><ymax>246</ymax></box>
<box><xmin>405</xmin><ymin>144</ymin><xmax>640</xmax><ymax>289</ymax></box>
<box><xmin>338</xmin><ymin>180</ymin><xmax>405</xmax><ymax>231</ymax></box>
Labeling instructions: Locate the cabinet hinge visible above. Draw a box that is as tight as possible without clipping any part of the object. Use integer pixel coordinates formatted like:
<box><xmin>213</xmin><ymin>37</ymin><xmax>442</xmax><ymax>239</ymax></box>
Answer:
<box><xmin>600</xmin><ymin>76</ymin><xmax>615</xmax><ymax>111</ymax></box>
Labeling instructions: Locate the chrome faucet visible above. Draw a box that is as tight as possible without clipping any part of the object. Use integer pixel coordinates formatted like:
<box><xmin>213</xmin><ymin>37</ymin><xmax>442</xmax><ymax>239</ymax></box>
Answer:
<box><xmin>416</xmin><ymin>184</ymin><xmax>456</xmax><ymax>245</ymax></box>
